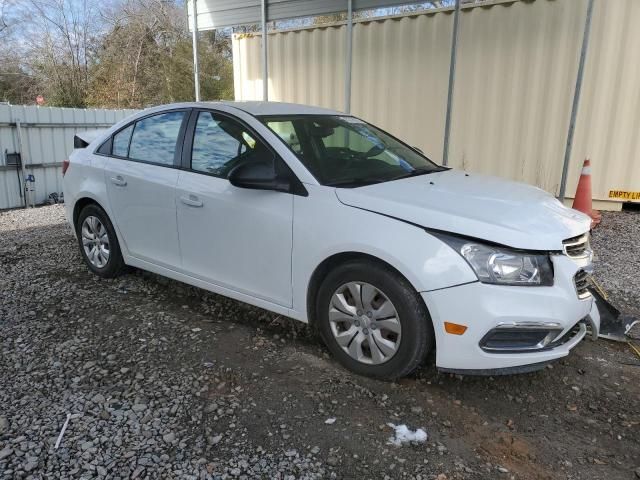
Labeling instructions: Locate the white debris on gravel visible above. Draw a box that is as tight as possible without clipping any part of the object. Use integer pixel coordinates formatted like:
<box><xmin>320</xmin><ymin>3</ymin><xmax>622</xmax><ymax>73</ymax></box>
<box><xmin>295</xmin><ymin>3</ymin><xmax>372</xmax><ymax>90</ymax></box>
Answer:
<box><xmin>324</xmin><ymin>417</ymin><xmax>336</xmax><ymax>425</ymax></box>
<box><xmin>387</xmin><ymin>423</ymin><xmax>428</xmax><ymax>446</ymax></box>
<box><xmin>53</xmin><ymin>413</ymin><xmax>71</xmax><ymax>450</ymax></box>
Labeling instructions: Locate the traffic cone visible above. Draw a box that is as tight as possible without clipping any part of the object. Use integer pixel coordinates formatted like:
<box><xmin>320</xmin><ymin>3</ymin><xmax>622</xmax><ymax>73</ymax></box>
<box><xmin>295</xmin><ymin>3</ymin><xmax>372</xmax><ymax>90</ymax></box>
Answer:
<box><xmin>572</xmin><ymin>158</ymin><xmax>601</xmax><ymax>228</ymax></box>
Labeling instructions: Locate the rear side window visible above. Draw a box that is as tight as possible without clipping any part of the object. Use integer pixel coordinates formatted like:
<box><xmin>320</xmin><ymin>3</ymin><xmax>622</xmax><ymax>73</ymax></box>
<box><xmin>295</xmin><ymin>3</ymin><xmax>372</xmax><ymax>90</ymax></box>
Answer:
<box><xmin>96</xmin><ymin>137</ymin><xmax>112</xmax><ymax>155</ymax></box>
<box><xmin>112</xmin><ymin>124</ymin><xmax>133</xmax><ymax>157</ymax></box>
<box><xmin>128</xmin><ymin>111</ymin><xmax>185</xmax><ymax>165</ymax></box>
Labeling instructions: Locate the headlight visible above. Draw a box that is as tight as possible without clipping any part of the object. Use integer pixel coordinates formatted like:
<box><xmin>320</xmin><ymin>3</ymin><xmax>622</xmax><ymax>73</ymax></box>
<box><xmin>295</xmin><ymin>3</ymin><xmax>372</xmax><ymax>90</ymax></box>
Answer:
<box><xmin>432</xmin><ymin>232</ymin><xmax>554</xmax><ymax>286</ymax></box>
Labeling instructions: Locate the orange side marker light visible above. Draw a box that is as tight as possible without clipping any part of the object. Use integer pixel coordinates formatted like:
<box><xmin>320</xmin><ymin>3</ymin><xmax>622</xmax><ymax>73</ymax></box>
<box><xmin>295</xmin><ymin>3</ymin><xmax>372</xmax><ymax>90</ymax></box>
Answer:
<box><xmin>444</xmin><ymin>322</ymin><xmax>468</xmax><ymax>335</ymax></box>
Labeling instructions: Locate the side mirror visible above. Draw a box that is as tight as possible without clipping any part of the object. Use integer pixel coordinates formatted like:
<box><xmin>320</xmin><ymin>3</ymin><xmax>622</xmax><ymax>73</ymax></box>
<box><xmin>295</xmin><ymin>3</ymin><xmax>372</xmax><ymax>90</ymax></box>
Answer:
<box><xmin>228</xmin><ymin>161</ymin><xmax>291</xmax><ymax>193</ymax></box>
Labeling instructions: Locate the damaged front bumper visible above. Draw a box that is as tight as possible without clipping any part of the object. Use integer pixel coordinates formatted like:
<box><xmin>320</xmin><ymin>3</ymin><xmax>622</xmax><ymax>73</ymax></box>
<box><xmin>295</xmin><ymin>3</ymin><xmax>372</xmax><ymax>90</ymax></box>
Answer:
<box><xmin>590</xmin><ymin>285</ymin><xmax>639</xmax><ymax>342</ymax></box>
<box><xmin>421</xmin><ymin>254</ymin><xmax>600</xmax><ymax>374</ymax></box>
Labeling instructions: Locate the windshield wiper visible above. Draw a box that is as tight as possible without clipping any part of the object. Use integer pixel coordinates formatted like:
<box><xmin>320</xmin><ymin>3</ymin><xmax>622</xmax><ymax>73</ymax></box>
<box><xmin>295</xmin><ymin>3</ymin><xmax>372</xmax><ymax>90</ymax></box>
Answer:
<box><xmin>389</xmin><ymin>166</ymin><xmax>449</xmax><ymax>181</ymax></box>
<box><xmin>326</xmin><ymin>167</ymin><xmax>449</xmax><ymax>188</ymax></box>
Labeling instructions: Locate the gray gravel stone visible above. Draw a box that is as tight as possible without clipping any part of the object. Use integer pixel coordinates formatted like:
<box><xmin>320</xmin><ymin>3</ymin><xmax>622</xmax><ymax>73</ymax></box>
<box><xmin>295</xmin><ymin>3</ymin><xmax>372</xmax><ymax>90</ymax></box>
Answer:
<box><xmin>1</xmin><ymin>203</ymin><xmax>636</xmax><ymax>480</ymax></box>
<box><xmin>0</xmin><ymin>416</ymin><xmax>8</xmax><ymax>433</ymax></box>
<box><xmin>0</xmin><ymin>448</ymin><xmax>13</xmax><ymax>461</ymax></box>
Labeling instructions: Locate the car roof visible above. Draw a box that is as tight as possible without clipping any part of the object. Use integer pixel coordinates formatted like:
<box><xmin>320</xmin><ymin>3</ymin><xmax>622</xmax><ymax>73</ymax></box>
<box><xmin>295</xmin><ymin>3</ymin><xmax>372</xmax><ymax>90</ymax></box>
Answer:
<box><xmin>143</xmin><ymin>101</ymin><xmax>344</xmax><ymax>117</ymax></box>
<box><xmin>221</xmin><ymin>101</ymin><xmax>343</xmax><ymax>116</ymax></box>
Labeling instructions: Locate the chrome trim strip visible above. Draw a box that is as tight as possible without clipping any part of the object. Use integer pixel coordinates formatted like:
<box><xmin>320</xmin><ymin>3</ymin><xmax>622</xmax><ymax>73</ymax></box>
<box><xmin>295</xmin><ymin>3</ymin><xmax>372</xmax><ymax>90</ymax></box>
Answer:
<box><xmin>493</xmin><ymin>321</ymin><xmax>562</xmax><ymax>330</ymax></box>
<box><xmin>562</xmin><ymin>322</ymin><xmax>587</xmax><ymax>349</ymax></box>
<box><xmin>577</xmin><ymin>289</ymin><xmax>592</xmax><ymax>300</ymax></box>
<box><xmin>562</xmin><ymin>232</ymin><xmax>593</xmax><ymax>261</ymax></box>
<box><xmin>574</xmin><ymin>270</ymin><xmax>592</xmax><ymax>299</ymax></box>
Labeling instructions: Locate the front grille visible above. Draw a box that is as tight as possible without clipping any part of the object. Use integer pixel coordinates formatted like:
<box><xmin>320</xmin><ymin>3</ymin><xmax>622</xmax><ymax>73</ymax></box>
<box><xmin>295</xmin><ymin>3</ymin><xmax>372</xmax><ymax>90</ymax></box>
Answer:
<box><xmin>573</xmin><ymin>269</ymin><xmax>591</xmax><ymax>299</ymax></box>
<box><xmin>563</xmin><ymin>233</ymin><xmax>591</xmax><ymax>259</ymax></box>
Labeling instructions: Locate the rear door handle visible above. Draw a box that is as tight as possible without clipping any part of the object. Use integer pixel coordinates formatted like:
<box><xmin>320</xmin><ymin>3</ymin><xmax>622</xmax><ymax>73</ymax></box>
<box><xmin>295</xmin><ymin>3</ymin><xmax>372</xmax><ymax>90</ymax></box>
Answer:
<box><xmin>110</xmin><ymin>175</ymin><xmax>127</xmax><ymax>187</ymax></box>
<box><xmin>180</xmin><ymin>194</ymin><xmax>203</xmax><ymax>208</ymax></box>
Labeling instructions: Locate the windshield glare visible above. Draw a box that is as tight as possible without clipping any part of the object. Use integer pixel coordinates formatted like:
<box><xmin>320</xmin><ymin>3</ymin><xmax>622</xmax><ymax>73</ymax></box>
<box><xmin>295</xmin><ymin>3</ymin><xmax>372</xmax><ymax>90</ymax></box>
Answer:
<box><xmin>260</xmin><ymin>115</ymin><xmax>442</xmax><ymax>187</ymax></box>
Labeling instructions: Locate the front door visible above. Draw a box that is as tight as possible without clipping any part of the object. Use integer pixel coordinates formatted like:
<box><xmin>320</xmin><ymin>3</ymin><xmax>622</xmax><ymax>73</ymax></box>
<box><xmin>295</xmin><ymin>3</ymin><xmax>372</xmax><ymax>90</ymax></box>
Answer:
<box><xmin>176</xmin><ymin>110</ymin><xmax>293</xmax><ymax>307</ymax></box>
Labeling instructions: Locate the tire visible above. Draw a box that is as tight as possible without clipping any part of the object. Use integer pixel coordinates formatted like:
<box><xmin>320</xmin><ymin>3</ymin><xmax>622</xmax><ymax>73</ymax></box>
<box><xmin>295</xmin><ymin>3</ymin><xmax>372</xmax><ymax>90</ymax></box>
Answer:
<box><xmin>76</xmin><ymin>204</ymin><xmax>126</xmax><ymax>278</ymax></box>
<box><xmin>316</xmin><ymin>259</ymin><xmax>433</xmax><ymax>380</ymax></box>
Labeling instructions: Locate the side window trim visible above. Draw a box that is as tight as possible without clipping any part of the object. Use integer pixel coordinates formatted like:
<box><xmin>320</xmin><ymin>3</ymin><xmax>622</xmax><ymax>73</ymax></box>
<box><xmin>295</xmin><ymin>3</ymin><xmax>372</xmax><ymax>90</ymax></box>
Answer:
<box><xmin>126</xmin><ymin>122</ymin><xmax>136</xmax><ymax>159</ymax></box>
<box><xmin>93</xmin><ymin>108</ymin><xmax>191</xmax><ymax>169</ymax></box>
<box><xmin>181</xmin><ymin>108</ymin><xmax>199</xmax><ymax>170</ymax></box>
<box><xmin>112</xmin><ymin>124</ymin><xmax>134</xmax><ymax>158</ymax></box>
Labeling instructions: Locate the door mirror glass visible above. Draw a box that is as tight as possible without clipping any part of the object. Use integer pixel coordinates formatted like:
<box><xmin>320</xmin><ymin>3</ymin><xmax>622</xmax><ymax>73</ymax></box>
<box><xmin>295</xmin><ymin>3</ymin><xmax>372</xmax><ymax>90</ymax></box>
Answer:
<box><xmin>228</xmin><ymin>160</ymin><xmax>291</xmax><ymax>193</ymax></box>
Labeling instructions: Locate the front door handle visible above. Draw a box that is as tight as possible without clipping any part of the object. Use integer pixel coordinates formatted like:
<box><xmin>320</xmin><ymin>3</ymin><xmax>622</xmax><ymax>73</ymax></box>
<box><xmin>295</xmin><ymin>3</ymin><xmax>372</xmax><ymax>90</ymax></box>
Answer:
<box><xmin>110</xmin><ymin>175</ymin><xmax>127</xmax><ymax>187</ymax></box>
<box><xmin>180</xmin><ymin>194</ymin><xmax>203</xmax><ymax>208</ymax></box>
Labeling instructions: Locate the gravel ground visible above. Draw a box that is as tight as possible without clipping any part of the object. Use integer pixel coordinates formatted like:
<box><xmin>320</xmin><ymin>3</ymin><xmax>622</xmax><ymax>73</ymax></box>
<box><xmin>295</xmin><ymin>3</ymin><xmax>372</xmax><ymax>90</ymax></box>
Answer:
<box><xmin>0</xmin><ymin>205</ymin><xmax>638</xmax><ymax>480</ymax></box>
<box><xmin>591</xmin><ymin>211</ymin><xmax>640</xmax><ymax>319</ymax></box>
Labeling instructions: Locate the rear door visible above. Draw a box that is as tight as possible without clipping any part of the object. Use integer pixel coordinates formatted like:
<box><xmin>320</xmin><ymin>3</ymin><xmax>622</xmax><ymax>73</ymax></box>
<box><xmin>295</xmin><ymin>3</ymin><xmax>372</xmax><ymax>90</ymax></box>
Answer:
<box><xmin>175</xmin><ymin>109</ymin><xmax>294</xmax><ymax>307</ymax></box>
<box><xmin>103</xmin><ymin>109</ymin><xmax>189</xmax><ymax>269</ymax></box>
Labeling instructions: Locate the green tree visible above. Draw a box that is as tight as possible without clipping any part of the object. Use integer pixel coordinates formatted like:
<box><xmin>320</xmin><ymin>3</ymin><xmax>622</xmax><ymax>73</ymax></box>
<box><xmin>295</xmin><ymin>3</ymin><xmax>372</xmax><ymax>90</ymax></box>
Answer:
<box><xmin>87</xmin><ymin>0</ymin><xmax>233</xmax><ymax>108</ymax></box>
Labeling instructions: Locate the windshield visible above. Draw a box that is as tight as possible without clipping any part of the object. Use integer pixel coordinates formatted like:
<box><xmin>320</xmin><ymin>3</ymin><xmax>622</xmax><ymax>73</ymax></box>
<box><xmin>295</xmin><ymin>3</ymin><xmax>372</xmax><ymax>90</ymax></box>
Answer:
<box><xmin>260</xmin><ymin>115</ymin><xmax>445</xmax><ymax>187</ymax></box>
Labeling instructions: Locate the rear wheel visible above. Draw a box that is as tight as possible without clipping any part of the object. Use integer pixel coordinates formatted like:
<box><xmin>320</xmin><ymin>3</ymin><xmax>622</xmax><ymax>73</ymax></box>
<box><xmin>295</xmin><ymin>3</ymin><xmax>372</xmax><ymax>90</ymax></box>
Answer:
<box><xmin>316</xmin><ymin>260</ymin><xmax>433</xmax><ymax>380</ymax></box>
<box><xmin>76</xmin><ymin>204</ymin><xmax>125</xmax><ymax>278</ymax></box>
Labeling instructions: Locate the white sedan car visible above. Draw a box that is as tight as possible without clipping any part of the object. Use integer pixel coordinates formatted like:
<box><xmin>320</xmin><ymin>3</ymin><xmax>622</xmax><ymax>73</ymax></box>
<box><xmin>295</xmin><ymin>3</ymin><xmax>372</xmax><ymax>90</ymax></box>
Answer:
<box><xmin>63</xmin><ymin>102</ymin><xmax>599</xmax><ymax>379</ymax></box>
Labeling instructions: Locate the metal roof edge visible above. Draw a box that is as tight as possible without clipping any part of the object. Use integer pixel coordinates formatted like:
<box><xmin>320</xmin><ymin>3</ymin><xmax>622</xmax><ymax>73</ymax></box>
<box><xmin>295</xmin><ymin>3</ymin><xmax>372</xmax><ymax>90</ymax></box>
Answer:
<box><xmin>232</xmin><ymin>0</ymin><xmax>530</xmax><ymax>38</ymax></box>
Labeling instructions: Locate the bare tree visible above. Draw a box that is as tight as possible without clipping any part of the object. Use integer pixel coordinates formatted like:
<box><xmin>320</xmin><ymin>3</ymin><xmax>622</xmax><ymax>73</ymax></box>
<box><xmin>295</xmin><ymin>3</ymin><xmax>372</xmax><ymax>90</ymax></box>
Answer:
<box><xmin>12</xmin><ymin>0</ymin><xmax>101</xmax><ymax>106</ymax></box>
<box><xmin>0</xmin><ymin>9</ymin><xmax>7</xmax><ymax>34</ymax></box>
<box><xmin>1</xmin><ymin>0</ymin><xmax>234</xmax><ymax>107</ymax></box>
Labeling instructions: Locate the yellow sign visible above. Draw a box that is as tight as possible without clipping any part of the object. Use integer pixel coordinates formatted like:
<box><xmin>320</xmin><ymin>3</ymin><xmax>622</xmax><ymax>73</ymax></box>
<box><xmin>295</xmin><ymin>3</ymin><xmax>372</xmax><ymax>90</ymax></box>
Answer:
<box><xmin>608</xmin><ymin>190</ymin><xmax>640</xmax><ymax>201</ymax></box>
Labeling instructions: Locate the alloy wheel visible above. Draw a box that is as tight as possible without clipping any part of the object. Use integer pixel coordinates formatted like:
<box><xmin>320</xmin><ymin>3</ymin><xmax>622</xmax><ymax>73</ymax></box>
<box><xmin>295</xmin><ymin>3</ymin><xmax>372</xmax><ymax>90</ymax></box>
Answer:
<box><xmin>81</xmin><ymin>215</ymin><xmax>110</xmax><ymax>268</ymax></box>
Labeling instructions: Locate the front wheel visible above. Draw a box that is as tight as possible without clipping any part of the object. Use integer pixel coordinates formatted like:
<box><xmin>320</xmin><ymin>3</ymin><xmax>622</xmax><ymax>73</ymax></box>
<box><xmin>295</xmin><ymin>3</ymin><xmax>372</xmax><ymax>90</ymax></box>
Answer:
<box><xmin>316</xmin><ymin>260</ymin><xmax>433</xmax><ymax>380</ymax></box>
<box><xmin>76</xmin><ymin>204</ymin><xmax>125</xmax><ymax>278</ymax></box>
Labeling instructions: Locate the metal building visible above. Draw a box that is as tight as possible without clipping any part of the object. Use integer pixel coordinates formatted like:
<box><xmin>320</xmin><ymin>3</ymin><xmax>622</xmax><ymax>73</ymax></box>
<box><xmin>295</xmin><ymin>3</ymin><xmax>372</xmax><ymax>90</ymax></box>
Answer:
<box><xmin>190</xmin><ymin>0</ymin><xmax>639</xmax><ymax>209</ymax></box>
<box><xmin>0</xmin><ymin>105</ymin><xmax>136</xmax><ymax>209</ymax></box>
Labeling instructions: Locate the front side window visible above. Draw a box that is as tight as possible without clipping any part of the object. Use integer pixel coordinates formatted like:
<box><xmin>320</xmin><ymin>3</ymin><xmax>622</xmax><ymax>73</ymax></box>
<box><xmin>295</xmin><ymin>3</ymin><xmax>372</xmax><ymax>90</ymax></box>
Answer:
<box><xmin>191</xmin><ymin>111</ymin><xmax>271</xmax><ymax>177</ymax></box>
<box><xmin>262</xmin><ymin>115</ymin><xmax>443</xmax><ymax>187</ymax></box>
<box><xmin>267</xmin><ymin>121</ymin><xmax>302</xmax><ymax>155</ymax></box>
<box><xmin>128</xmin><ymin>111</ymin><xmax>185</xmax><ymax>165</ymax></box>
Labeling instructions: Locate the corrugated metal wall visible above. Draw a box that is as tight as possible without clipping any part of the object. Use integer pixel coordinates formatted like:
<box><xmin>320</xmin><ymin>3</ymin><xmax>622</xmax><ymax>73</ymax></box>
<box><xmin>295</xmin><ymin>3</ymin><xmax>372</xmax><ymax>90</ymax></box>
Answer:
<box><xmin>352</xmin><ymin>11</ymin><xmax>453</xmax><ymax>163</ymax></box>
<box><xmin>448</xmin><ymin>0</ymin><xmax>585</xmax><ymax>195</ymax></box>
<box><xmin>0</xmin><ymin>105</ymin><xmax>136</xmax><ymax>210</ymax></box>
<box><xmin>232</xmin><ymin>0</ymin><xmax>640</xmax><ymax>205</ymax></box>
<box><xmin>233</xmin><ymin>25</ymin><xmax>347</xmax><ymax>111</ymax></box>
<box><xmin>567</xmin><ymin>0</ymin><xmax>640</xmax><ymax>203</ymax></box>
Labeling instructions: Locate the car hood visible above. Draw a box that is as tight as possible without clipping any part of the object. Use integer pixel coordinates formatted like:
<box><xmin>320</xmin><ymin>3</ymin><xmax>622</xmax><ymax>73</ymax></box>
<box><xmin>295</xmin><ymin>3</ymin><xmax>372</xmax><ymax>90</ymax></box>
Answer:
<box><xmin>334</xmin><ymin>169</ymin><xmax>591</xmax><ymax>251</ymax></box>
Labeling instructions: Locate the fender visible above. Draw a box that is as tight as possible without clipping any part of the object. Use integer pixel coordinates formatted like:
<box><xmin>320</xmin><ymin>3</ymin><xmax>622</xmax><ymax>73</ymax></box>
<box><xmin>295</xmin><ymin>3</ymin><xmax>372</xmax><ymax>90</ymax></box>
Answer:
<box><xmin>290</xmin><ymin>184</ymin><xmax>477</xmax><ymax>322</ymax></box>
